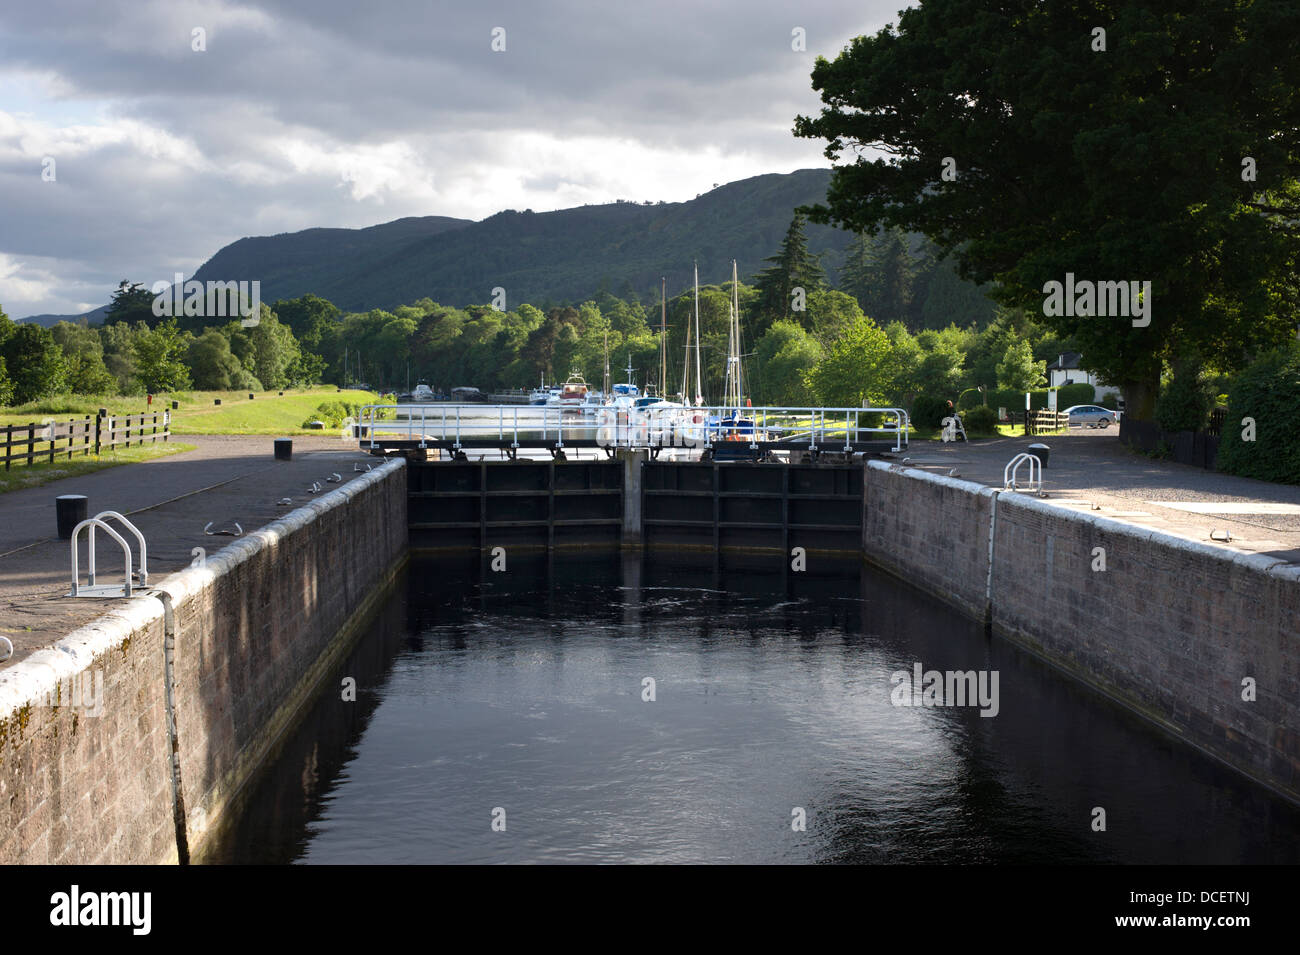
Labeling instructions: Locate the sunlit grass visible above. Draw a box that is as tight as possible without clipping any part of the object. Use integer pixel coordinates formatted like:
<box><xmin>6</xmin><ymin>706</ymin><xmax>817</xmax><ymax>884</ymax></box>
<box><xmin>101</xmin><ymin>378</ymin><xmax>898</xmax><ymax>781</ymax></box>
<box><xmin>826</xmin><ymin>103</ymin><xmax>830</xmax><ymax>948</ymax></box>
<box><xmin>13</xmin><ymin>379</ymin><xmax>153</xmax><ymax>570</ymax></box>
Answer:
<box><xmin>0</xmin><ymin>386</ymin><xmax>381</xmax><ymax>435</ymax></box>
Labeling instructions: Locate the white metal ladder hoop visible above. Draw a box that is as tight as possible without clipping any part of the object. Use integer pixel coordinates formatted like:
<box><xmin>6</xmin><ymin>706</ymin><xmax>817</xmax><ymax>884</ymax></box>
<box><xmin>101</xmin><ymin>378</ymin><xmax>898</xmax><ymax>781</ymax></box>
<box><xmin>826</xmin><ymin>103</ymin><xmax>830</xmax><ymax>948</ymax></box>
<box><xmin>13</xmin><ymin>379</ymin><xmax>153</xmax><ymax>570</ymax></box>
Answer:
<box><xmin>89</xmin><ymin>510</ymin><xmax>148</xmax><ymax>586</ymax></box>
<box><xmin>70</xmin><ymin>518</ymin><xmax>134</xmax><ymax>597</ymax></box>
<box><xmin>1003</xmin><ymin>452</ymin><xmax>1043</xmax><ymax>494</ymax></box>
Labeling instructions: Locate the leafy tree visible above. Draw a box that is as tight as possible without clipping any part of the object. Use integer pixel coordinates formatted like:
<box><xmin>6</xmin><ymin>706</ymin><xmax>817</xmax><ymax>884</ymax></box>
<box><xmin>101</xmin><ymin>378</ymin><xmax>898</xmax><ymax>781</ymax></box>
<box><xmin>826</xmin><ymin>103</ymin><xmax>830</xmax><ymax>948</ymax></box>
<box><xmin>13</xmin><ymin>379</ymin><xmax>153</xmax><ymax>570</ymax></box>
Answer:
<box><xmin>247</xmin><ymin>309</ymin><xmax>301</xmax><ymax>390</ymax></box>
<box><xmin>1218</xmin><ymin>342</ymin><xmax>1300</xmax><ymax>483</ymax></box>
<box><xmin>187</xmin><ymin>330</ymin><xmax>244</xmax><ymax>390</ymax></box>
<box><xmin>966</xmin><ymin>308</ymin><xmax>1041</xmax><ymax>389</ymax></box>
<box><xmin>105</xmin><ymin>280</ymin><xmax>157</xmax><ymax>327</ymax></box>
<box><xmin>795</xmin><ymin>0</ymin><xmax>1300</xmax><ymax>418</ymax></box>
<box><xmin>1154</xmin><ymin>370</ymin><xmax>1211</xmax><ymax>433</ymax></box>
<box><xmin>2</xmin><ymin>323</ymin><xmax>67</xmax><ymax>403</ymax></box>
<box><xmin>882</xmin><ymin>321</ymin><xmax>923</xmax><ymax>403</ymax></box>
<box><xmin>132</xmin><ymin>318</ymin><xmax>191</xmax><ymax>392</ymax></box>
<box><xmin>805</xmin><ymin>313</ymin><xmax>896</xmax><ymax>407</ymax></box>
<box><xmin>285</xmin><ymin>351</ymin><xmax>325</xmax><ymax>387</ymax></box>
<box><xmin>997</xmin><ymin>338</ymin><xmax>1046</xmax><ymax>393</ymax></box>
<box><xmin>64</xmin><ymin>354</ymin><xmax>117</xmax><ymax>395</ymax></box>
<box><xmin>273</xmin><ymin>294</ymin><xmax>340</xmax><ymax>351</ymax></box>
<box><xmin>914</xmin><ymin>328</ymin><xmax>967</xmax><ymax>399</ymax></box>
<box><xmin>754</xmin><ymin>320</ymin><xmax>823</xmax><ymax>404</ymax></box>
<box><xmin>804</xmin><ymin>288</ymin><xmax>866</xmax><ymax>347</ymax></box>
<box><xmin>50</xmin><ymin>322</ymin><xmax>116</xmax><ymax>394</ymax></box>
<box><xmin>100</xmin><ymin>321</ymin><xmax>142</xmax><ymax>393</ymax></box>
<box><xmin>0</xmin><ymin>304</ymin><xmax>13</xmax><ymax>404</ymax></box>
<box><xmin>752</xmin><ymin>214</ymin><xmax>825</xmax><ymax>335</ymax></box>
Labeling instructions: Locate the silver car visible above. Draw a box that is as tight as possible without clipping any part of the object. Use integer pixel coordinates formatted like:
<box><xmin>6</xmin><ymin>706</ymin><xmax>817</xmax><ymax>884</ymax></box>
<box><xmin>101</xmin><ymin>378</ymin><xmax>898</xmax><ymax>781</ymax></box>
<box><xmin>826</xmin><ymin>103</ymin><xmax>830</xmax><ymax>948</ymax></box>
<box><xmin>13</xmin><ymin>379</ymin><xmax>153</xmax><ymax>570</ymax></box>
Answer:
<box><xmin>1064</xmin><ymin>404</ymin><xmax>1117</xmax><ymax>429</ymax></box>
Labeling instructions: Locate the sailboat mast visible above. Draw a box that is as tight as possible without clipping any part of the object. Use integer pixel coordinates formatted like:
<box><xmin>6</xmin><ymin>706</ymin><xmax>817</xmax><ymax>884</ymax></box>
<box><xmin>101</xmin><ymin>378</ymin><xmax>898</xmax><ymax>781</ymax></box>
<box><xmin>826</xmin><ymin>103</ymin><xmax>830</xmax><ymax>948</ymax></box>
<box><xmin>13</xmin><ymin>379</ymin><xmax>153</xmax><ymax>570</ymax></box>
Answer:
<box><xmin>660</xmin><ymin>277</ymin><xmax>667</xmax><ymax>398</ymax></box>
<box><xmin>734</xmin><ymin>259</ymin><xmax>742</xmax><ymax>407</ymax></box>
<box><xmin>680</xmin><ymin>292</ymin><xmax>692</xmax><ymax>403</ymax></box>
<box><xmin>724</xmin><ymin>259</ymin><xmax>742</xmax><ymax>411</ymax></box>
<box><xmin>693</xmin><ymin>263</ymin><xmax>703</xmax><ymax>405</ymax></box>
<box><xmin>603</xmin><ymin>330</ymin><xmax>610</xmax><ymax>396</ymax></box>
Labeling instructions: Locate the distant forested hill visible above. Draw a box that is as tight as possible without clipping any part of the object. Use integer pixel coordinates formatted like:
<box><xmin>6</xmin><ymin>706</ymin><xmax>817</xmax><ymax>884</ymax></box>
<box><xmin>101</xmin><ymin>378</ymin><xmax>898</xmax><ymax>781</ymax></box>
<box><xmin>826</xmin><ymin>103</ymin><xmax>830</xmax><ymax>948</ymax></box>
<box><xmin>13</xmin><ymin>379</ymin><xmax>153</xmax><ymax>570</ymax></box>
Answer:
<box><xmin>192</xmin><ymin>169</ymin><xmax>858</xmax><ymax>309</ymax></box>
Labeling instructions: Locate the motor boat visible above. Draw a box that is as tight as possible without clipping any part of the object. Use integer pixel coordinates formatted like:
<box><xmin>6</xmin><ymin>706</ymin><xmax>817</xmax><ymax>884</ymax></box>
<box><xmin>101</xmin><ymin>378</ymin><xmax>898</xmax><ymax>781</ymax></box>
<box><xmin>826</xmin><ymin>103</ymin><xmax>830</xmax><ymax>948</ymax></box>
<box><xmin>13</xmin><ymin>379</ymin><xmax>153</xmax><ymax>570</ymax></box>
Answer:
<box><xmin>557</xmin><ymin>373</ymin><xmax>589</xmax><ymax>409</ymax></box>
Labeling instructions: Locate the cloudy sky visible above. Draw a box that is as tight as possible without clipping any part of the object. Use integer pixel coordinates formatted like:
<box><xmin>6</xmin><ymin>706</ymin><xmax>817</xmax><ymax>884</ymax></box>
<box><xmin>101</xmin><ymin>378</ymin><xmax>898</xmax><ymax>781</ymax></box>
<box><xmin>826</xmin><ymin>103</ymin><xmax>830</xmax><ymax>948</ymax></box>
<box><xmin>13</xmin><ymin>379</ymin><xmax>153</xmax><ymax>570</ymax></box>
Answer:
<box><xmin>0</xmin><ymin>0</ymin><xmax>906</xmax><ymax>318</ymax></box>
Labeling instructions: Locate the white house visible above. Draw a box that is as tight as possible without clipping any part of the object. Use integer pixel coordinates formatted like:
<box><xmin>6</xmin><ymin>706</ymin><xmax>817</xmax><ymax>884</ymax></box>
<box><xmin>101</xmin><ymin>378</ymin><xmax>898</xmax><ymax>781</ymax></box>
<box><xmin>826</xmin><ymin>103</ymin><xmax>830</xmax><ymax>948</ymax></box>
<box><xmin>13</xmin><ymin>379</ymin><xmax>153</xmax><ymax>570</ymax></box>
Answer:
<box><xmin>1046</xmin><ymin>352</ymin><xmax>1120</xmax><ymax>401</ymax></box>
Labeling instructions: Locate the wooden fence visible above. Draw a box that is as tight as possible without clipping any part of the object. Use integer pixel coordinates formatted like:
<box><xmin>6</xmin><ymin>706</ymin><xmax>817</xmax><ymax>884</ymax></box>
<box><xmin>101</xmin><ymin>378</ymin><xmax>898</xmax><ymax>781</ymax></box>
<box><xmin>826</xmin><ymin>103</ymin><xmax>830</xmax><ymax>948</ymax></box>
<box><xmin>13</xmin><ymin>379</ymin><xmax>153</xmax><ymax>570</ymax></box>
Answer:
<box><xmin>1</xmin><ymin>411</ymin><xmax>169</xmax><ymax>470</ymax></box>
<box><xmin>1029</xmin><ymin>410</ymin><xmax>1071</xmax><ymax>434</ymax></box>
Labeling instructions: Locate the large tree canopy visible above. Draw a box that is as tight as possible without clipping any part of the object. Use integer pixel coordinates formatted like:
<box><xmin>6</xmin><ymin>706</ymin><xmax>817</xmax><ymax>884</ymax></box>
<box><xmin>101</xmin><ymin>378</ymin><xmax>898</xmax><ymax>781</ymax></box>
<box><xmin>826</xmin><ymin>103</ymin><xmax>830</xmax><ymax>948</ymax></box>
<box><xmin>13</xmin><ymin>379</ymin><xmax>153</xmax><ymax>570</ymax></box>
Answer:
<box><xmin>795</xmin><ymin>0</ymin><xmax>1300</xmax><ymax>416</ymax></box>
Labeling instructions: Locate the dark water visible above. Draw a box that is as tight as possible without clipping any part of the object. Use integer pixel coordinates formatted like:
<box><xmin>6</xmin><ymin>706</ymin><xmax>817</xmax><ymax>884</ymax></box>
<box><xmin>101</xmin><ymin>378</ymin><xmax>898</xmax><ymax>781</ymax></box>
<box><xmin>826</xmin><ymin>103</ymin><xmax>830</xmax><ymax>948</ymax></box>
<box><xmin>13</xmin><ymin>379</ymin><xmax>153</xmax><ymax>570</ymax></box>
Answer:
<box><xmin>210</xmin><ymin>553</ymin><xmax>1300</xmax><ymax>864</ymax></box>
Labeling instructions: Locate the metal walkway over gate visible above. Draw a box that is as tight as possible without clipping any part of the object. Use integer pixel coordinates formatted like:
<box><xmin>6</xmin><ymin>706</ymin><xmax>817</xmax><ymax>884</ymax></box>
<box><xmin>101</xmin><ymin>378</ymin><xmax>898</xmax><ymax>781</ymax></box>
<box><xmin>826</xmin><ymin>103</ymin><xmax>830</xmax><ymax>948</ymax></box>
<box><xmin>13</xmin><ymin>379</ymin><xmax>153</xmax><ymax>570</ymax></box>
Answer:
<box><xmin>356</xmin><ymin>403</ymin><xmax>910</xmax><ymax>459</ymax></box>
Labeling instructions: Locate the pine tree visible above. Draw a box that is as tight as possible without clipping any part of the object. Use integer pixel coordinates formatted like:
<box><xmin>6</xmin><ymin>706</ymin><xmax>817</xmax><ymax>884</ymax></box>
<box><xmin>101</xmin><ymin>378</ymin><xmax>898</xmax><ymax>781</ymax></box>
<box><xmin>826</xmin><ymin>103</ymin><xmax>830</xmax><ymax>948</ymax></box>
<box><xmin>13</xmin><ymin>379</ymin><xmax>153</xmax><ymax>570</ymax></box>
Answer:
<box><xmin>839</xmin><ymin>227</ymin><xmax>917</xmax><ymax>326</ymax></box>
<box><xmin>752</xmin><ymin>214</ymin><xmax>825</xmax><ymax>335</ymax></box>
<box><xmin>105</xmin><ymin>280</ymin><xmax>157</xmax><ymax>326</ymax></box>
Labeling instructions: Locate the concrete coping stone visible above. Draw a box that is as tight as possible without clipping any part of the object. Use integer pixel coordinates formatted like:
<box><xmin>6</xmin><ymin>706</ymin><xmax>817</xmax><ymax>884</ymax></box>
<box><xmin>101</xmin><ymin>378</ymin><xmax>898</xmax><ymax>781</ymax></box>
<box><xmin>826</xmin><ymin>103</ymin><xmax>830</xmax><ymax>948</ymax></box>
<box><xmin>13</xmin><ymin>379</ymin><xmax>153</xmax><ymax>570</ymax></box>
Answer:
<box><xmin>0</xmin><ymin>457</ymin><xmax>406</xmax><ymax>723</ymax></box>
<box><xmin>866</xmin><ymin>458</ymin><xmax>1300</xmax><ymax>583</ymax></box>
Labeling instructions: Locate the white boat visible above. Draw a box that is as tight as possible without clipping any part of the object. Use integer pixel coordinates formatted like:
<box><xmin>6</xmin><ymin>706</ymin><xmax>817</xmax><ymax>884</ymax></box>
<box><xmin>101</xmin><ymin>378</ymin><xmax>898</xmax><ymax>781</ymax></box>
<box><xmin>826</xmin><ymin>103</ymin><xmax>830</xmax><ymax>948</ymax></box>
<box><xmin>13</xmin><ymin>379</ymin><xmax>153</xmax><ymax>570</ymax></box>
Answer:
<box><xmin>557</xmin><ymin>373</ymin><xmax>590</xmax><ymax>409</ymax></box>
<box><xmin>606</xmin><ymin>381</ymin><xmax>639</xmax><ymax>408</ymax></box>
<box><xmin>395</xmin><ymin>380</ymin><xmax>437</xmax><ymax>418</ymax></box>
<box><xmin>529</xmin><ymin>378</ymin><xmax>552</xmax><ymax>405</ymax></box>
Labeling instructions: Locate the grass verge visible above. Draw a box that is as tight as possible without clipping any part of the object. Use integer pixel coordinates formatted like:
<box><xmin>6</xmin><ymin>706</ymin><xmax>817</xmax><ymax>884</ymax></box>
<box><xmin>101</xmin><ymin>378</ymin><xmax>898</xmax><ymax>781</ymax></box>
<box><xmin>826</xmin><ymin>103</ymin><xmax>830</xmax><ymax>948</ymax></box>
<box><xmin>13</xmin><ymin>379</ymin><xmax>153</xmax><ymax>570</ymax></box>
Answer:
<box><xmin>1</xmin><ymin>386</ymin><xmax>381</xmax><ymax>436</ymax></box>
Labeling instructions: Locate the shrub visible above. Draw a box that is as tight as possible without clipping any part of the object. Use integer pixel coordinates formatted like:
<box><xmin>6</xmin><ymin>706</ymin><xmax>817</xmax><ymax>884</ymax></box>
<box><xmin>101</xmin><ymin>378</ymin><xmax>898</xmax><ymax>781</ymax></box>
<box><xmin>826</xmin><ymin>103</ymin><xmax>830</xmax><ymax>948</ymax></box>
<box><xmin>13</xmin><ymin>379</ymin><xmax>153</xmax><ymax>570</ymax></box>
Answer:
<box><xmin>910</xmin><ymin>394</ymin><xmax>950</xmax><ymax>430</ymax></box>
<box><xmin>231</xmin><ymin>369</ymin><xmax>262</xmax><ymax>392</ymax></box>
<box><xmin>1057</xmin><ymin>382</ymin><xmax>1096</xmax><ymax>408</ymax></box>
<box><xmin>1154</xmin><ymin>372</ymin><xmax>1210</xmax><ymax>433</ymax></box>
<box><xmin>961</xmin><ymin>405</ymin><xmax>999</xmax><ymax>435</ymax></box>
<box><xmin>306</xmin><ymin>399</ymin><xmax>362</xmax><ymax>429</ymax></box>
<box><xmin>1217</xmin><ymin>343</ymin><xmax>1300</xmax><ymax>484</ymax></box>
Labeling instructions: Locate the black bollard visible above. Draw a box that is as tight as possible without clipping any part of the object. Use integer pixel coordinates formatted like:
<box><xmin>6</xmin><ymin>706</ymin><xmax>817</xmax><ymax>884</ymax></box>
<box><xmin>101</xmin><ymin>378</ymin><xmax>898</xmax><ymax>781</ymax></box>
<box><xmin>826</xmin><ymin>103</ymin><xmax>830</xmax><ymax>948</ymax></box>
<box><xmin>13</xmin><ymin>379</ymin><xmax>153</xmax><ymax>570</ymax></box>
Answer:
<box><xmin>171</xmin><ymin>400</ymin><xmax>179</xmax><ymax>410</ymax></box>
<box><xmin>56</xmin><ymin>495</ymin><xmax>88</xmax><ymax>539</ymax></box>
<box><xmin>1028</xmin><ymin>442</ymin><xmax>1051</xmax><ymax>467</ymax></box>
<box><xmin>248</xmin><ymin>393</ymin><xmax>255</xmax><ymax>400</ymax></box>
<box><xmin>214</xmin><ymin>398</ymin><xmax>222</xmax><ymax>405</ymax></box>
<box><xmin>274</xmin><ymin>438</ymin><xmax>293</xmax><ymax>461</ymax></box>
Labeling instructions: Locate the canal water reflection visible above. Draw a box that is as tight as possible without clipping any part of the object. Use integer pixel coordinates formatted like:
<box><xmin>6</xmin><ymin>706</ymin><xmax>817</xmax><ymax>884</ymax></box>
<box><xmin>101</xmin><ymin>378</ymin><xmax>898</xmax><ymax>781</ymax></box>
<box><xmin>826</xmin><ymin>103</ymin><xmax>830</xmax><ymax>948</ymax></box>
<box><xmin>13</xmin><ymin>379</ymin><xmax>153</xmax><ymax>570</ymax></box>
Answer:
<box><xmin>210</xmin><ymin>552</ymin><xmax>1300</xmax><ymax>864</ymax></box>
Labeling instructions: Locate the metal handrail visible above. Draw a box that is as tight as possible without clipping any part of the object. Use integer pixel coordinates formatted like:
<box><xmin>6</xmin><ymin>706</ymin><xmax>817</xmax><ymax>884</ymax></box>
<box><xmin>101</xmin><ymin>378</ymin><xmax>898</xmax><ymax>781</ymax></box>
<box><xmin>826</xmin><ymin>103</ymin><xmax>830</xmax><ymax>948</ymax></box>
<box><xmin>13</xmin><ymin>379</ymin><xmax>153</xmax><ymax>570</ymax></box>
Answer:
<box><xmin>1003</xmin><ymin>452</ymin><xmax>1043</xmax><ymax>493</ymax></box>
<box><xmin>70</xmin><ymin>518</ymin><xmax>133</xmax><ymax>597</ymax></box>
<box><xmin>359</xmin><ymin>403</ymin><xmax>911</xmax><ymax>453</ymax></box>
<box><xmin>89</xmin><ymin>510</ymin><xmax>148</xmax><ymax>586</ymax></box>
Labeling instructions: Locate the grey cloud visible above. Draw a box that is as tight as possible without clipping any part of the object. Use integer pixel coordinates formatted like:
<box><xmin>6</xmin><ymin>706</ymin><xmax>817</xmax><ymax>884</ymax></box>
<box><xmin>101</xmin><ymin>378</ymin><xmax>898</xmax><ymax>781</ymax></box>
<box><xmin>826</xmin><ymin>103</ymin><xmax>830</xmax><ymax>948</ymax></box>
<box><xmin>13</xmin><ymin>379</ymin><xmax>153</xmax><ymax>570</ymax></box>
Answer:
<box><xmin>0</xmin><ymin>0</ymin><xmax>903</xmax><ymax>316</ymax></box>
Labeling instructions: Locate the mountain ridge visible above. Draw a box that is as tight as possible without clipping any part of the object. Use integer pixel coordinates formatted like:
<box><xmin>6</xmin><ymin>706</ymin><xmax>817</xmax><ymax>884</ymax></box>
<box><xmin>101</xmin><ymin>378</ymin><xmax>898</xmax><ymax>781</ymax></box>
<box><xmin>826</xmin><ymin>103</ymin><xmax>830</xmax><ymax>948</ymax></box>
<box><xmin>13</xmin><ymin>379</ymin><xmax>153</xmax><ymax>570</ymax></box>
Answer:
<box><xmin>191</xmin><ymin>168</ymin><xmax>850</xmax><ymax>310</ymax></box>
<box><xmin>23</xmin><ymin>168</ymin><xmax>854</xmax><ymax>322</ymax></box>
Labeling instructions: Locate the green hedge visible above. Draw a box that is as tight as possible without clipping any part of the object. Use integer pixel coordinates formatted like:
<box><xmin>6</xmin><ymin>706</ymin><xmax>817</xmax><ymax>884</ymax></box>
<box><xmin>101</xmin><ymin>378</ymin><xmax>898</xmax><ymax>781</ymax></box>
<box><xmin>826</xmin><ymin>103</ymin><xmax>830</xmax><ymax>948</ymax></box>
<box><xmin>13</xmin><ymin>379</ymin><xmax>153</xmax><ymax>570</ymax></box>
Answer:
<box><xmin>961</xmin><ymin>405</ymin><xmax>999</xmax><ymax>435</ymax></box>
<box><xmin>1217</xmin><ymin>343</ymin><xmax>1300</xmax><ymax>484</ymax></box>
<box><xmin>910</xmin><ymin>394</ymin><xmax>950</xmax><ymax>429</ymax></box>
<box><xmin>1155</xmin><ymin>374</ymin><xmax>1210</xmax><ymax>433</ymax></box>
<box><xmin>988</xmin><ymin>388</ymin><xmax>1050</xmax><ymax>414</ymax></box>
<box><xmin>1057</xmin><ymin>382</ymin><xmax>1096</xmax><ymax>408</ymax></box>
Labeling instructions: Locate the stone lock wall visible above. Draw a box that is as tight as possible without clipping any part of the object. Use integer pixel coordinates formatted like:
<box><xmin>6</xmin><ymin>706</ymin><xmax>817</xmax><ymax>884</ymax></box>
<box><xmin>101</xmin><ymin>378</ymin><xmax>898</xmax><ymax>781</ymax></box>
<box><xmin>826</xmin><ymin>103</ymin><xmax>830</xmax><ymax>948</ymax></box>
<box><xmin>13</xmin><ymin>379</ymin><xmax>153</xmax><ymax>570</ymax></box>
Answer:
<box><xmin>862</xmin><ymin>460</ymin><xmax>1300</xmax><ymax>801</ymax></box>
<box><xmin>0</xmin><ymin>458</ymin><xmax>407</xmax><ymax>864</ymax></box>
